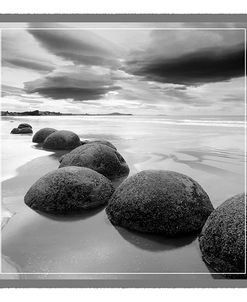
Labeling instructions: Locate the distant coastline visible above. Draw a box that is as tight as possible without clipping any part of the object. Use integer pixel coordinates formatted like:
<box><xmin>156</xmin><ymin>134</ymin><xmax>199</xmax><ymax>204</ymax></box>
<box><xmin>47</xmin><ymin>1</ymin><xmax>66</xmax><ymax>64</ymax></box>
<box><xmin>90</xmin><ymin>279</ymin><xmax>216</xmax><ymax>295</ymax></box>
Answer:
<box><xmin>1</xmin><ymin>110</ymin><xmax>133</xmax><ymax>116</ymax></box>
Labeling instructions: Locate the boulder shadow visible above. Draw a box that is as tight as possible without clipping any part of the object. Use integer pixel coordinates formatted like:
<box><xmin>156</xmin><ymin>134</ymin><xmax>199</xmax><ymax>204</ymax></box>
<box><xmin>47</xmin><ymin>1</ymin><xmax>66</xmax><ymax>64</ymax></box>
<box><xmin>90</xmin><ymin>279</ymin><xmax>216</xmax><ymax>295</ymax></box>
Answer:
<box><xmin>115</xmin><ymin>226</ymin><xmax>198</xmax><ymax>252</ymax></box>
<box><xmin>34</xmin><ymin>203</ymin><xmax>107</xmax><ymax>222</ymax></box>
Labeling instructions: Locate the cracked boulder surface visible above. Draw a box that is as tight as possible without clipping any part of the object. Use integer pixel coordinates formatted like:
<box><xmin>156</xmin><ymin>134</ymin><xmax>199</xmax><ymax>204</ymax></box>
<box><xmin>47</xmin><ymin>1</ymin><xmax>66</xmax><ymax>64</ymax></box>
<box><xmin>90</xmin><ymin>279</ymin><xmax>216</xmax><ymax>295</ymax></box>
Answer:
<box><xmin>59</xmin><ymin>143</ymin><xmax>129</xmax><ymax>180</ymax></box>
<box><xmin>24</xmin><ymin>166</ymin><xmax>114</xmax><ymax>214</ymax></box>
<box><xmin>106</xmin><ymin>170</ymin><xmax>214</xmax><ymax>236</ymax></box>
<box><xmin>199</xmin><ymin>193</ymin><xmax>246</xmax><ymax>278</ymax></box>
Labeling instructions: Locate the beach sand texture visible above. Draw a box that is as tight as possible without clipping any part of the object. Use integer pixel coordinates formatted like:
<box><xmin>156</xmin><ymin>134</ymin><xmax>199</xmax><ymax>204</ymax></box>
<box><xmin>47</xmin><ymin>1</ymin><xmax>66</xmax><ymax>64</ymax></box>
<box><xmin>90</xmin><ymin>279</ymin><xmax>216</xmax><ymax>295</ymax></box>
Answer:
<box><xmin>1</xmin><ymin>115</ymin><xmax>245</xmax><ymax>279</ymax></box>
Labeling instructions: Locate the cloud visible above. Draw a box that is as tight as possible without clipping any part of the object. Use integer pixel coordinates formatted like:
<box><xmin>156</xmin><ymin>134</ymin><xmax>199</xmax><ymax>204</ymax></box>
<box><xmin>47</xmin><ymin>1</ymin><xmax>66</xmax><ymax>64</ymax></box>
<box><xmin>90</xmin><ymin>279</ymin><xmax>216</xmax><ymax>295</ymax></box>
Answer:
<box><xmin>127</xmin><ymin>44</ymin><xmax>245</xmax><ymax>85</ymax></box>
<box><xmin>2</xmin><ymin>84</ymin><xmax>44</xmax><ymax>104</ymax></box>
<box><xmin>27</xmin><ymin>26</ymin><xmax>123</xmax><ymax>68</ymax></box>
<box><xmin>126</xmin><ymin>29</ymin><xmax>245</xmax><ymax>85</ymax></box>
<box><xmin>24</xmin><ymin>65</ymin><xmax>121</xmax><ymax>101</ymax></box>
<box><xmin>2</xmin><ymin>30</ymin><xmax>62</xmax><ymax>73</ymax></box>
<box><xmin>25</xmin><ymin>86</ymin><xmax>120</xmax><ymax>101</ymax></box>
<box><xmin>2</xmin><ymin>26</ymin><xmax>246</xmax><ymax>116</ymax></box>
<box><xmin>1</xmin><ymin>85</ymin><xmax>24</xmax><ymax>97</ymax></box>
<box><xmin>221</xmin><ymin>95</ymin><xmax>244</xmax><ymax>103</ymax></box>
<box><xmin>3</xmin><ymin>58</ymin><xmax>54</xmax><ymax>72</ymax></box>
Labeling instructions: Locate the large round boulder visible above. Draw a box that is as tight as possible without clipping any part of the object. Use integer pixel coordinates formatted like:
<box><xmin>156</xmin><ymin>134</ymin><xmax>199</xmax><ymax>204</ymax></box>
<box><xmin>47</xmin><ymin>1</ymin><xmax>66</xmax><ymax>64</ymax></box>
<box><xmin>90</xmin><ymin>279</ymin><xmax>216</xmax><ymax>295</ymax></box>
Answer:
<box><xmin>24</xmin><ymin>166</ymin><xmax>114</xmax><ymax>214</ymax></box>
<box><xmin>18</xmin><ymin>123</ymin><xmax>32</xmax><ymax>129</ymax></box>
<box><xmin>199</xmin><ymin>193</ymin><xmax>246</xmax><ymax>277</ymax></box>
<box><xmin>81</xmin><ymin>140</ymin><xmax>117</xmax><ymax>150</ymax></box>
<box><xmin>106</xmin><ymin>170</ymin><xmax>214</xmax><ymax>236</ymax></box>
<box><xmin>43</xmin><ymin>130</ymin><xmax>81</xmax><ymax>150</ymax></box>
<box><xmin>11</xmin><ymin>127</ymin><xmax>33</xmax><ymax>134</ymax></box>
<box><xmin>32</xmin><ymin>128</ymin><xmax>57</xmax><ymax>143</ymax></box>
<box><xmin>59</xmin><ymin>144</ymin><xmax>129</xmax><ymax>180</ymax></box>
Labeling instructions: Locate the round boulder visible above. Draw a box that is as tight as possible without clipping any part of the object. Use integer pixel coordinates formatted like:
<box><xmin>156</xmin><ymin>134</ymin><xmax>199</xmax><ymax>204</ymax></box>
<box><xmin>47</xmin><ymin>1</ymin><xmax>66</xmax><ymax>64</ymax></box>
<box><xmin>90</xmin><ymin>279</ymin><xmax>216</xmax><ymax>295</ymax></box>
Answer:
<box><xmin>11</xmin><ymin>127</ymin><xmax>33</xmax><ymax>134</ymax></box>
<box><xmin>43</xmin><ymin>130</ymin><xmax>81</xmax><ymax>150</ymax></box>
<box><xmin>199</xmin><ymin>193</ymin><xmax>246</xmax><ymax>277</ymax></box>
<box><xmin>59</xmin><ymin>144</ymin><xmax>129</xmax><ymax>180</ymax></box>
<box><xmin>32</xmin><ymin>128</ymin><xmax>57</xmax><ymax>143</ymax></box>
<box><xmin>18</xmin><ymin>123</ymin><xmax>32</xmax><ymax>129</ymax></box>
<box><xmin>81</xmin><ymin>140</ymin><xmax>117</xmax><ymax>150</ymax></box>
<box><xmin>106</xmin><ymin>170</ymin><xmax>214</xmax><ymax>236</ymax></box>
<box><xmin>10</xmin><ymin>128</ymin><xmax>20</xmax><ymax>134</ymax></box>
<box><xmin>24</xmin><ymin>166</ymin><xmax>114</xmax><ymax>214</ymax></box>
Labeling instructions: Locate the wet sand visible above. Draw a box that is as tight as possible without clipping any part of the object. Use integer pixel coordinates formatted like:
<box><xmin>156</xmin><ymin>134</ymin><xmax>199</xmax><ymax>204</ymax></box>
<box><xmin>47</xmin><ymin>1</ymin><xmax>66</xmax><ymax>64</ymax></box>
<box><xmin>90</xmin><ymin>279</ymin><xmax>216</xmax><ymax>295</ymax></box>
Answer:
<box><xmin>1</xmin><ymin>116</ymin><xmax>245</xmax><ymax>279</ymax></box>
<box><xmin>2</xmin><ymin>150</ymin><xmax>210</xmax><ymax>276</ymax></box>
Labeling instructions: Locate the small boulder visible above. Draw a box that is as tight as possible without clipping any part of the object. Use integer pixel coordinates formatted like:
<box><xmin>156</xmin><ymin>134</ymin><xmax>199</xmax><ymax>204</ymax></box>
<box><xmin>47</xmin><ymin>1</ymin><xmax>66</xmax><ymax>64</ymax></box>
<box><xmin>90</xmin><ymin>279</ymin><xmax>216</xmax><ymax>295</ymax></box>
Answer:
<box><xmin>10</xmin><ymin>128</ymin><xmax>20</xmax><ymax>134</ymax></box>
<box><xmin>106</xmin><ymin>170</ymin><xmax>214</xmax><ymax>236</ymax></box>
<box><xmin>43</xmin><ymin>130</ymin><xmax>81</xmax><ymax>150</ymax></box>
<box><xmin>59</xmin><ymin>144</ymin><xmax>129</xmax><ymax>180</ymax></box>
<box><xmin>24</xmin><ymin>166</ymin><xmax>114</xmax><ymax>214</ymax></box>
<box><xmin>199</xmin><ymin>193</ymin><xmax>246</xmax><ymax>277</ymax></box>
<box><xmin>81</xmin><ymin>140</ymin><xmax>117</xmax><ymax>150</ymax></box>
<box><xmin>18</xmin><ymin>123</ymin><xmax>32</xmax><ymax>129</ymax></box>
<box><xmin>32</xmin><ymin>128</ymin><xmax>57</xmax><ymax>143</ymax></box>
<box><xmin>10</xmin><ymin>127</ymin><xmax>33</xmax><ymax>134</ymax></box>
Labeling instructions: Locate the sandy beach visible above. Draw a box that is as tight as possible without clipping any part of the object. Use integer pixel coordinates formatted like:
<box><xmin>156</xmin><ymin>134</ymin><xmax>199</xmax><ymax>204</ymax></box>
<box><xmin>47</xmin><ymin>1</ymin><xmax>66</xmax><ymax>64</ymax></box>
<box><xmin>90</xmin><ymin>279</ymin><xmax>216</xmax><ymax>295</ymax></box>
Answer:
<box><xmin>1</xmin><ymin>115</ymin><xmax>245</xmax><ymax>279</ymax></box>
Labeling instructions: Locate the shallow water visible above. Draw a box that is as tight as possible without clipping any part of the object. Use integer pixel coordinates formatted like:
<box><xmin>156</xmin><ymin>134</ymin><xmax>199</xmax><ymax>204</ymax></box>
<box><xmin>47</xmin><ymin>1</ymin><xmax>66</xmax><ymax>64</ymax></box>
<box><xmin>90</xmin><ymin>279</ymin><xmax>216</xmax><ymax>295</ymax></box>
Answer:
<box><xmin>1</xmin><ymin>115</ymin><xmax>246</xmax><ymax>278</ymax></box>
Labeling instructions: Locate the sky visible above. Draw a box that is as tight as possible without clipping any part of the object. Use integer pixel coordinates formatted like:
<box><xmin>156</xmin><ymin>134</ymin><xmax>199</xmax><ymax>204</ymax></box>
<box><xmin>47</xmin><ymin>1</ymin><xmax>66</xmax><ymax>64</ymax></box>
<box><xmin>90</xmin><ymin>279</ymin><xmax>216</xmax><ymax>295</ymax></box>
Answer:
<box><xmin>1</xmin><ymin>22</ymin><xmax>246</xmax><ymax>115</ymax></box>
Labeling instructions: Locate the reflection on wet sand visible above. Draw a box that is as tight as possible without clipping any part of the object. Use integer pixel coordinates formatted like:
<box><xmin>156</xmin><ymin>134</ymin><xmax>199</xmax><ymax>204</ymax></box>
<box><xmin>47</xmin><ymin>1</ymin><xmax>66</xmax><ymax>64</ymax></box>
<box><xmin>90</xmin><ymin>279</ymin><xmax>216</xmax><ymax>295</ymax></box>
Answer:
<box><xmin>152</xmin><ymin>148</ymin><xmax>243</xmax><ymax>176</ymax></box>
<box><xmin>35</xmin><ymin>204</ymin><xmax>107</xmax><ymax>222</ymax></box>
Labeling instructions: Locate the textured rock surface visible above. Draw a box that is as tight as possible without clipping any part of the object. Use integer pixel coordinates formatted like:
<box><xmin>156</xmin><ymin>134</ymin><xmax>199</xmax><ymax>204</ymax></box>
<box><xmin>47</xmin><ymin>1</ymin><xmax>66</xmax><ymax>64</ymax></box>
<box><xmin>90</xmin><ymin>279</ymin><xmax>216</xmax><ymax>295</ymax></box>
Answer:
<box><xmin>32</xmin><ymin>128</ymin><xmax>57</xmax><ymax>143</ymax></box>
<box><xmin>199</xmin><ymin>193</ymin><xmax>246</xmax><ymax>278</ymax></box>
<box><xmin>18</xmin><ymin>123</ymin><xmax>32</xmax><ymax>129</ymax></box>
<box><xmin>11</xmin><ymin>127</ymin><xmax>33</xmax><ymax>134</ymax></box>
<box><xmin>81</xmin><ymin>140</ymin><xmax>117</xmax><ymax>150</ymax></box>
<box><xmin>24</xmin><ymin>166</ymin><xmax>114</xmax><ymax>214</ymax></box>
<box><xmin>106</xmin><ymin>170</ymin><xmax>214</xmax><ymax>236</ymax></box>
<box><xmin>43</xmin><ymin>130</ymin><xmax>81</xmax><ymax>150</ymax></box>
<box><xmin>59</xmin><ymin>143</ymin><xmax>129</xmax><ymax>179</ymax></box>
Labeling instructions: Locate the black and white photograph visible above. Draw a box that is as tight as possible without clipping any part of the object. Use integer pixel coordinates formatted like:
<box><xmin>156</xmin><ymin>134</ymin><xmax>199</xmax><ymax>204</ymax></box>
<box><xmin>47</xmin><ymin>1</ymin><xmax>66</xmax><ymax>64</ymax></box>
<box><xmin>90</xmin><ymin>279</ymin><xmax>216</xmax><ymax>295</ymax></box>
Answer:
<box><xmin>0</xmin><ymin>18</ymin><xmax>246</xmax><ymax>285</ymax></box>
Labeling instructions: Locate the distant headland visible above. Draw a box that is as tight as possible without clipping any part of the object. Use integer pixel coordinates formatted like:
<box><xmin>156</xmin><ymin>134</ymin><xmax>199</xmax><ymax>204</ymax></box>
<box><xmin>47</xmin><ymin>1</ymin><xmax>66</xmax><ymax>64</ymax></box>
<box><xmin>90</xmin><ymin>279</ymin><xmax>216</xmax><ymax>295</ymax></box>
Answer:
<box><xmin>1</xmin><ymin>110</ymin><xmax>133</xmax><ymax>116</ymax></box>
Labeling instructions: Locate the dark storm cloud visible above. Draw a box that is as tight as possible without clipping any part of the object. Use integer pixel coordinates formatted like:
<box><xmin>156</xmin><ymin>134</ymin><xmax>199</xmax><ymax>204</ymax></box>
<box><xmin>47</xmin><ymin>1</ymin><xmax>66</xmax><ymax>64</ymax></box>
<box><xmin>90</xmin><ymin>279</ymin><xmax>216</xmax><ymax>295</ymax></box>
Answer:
<box><xmin>24</xmin><ymin>66</ymin><xmax>121</xmax><ymax>101</ymax></box>
<box><xmin>26</xmin><ymin>86</ymin><xmax>120</xmax><ymax>101</ymax></box>
<box><xmin>27</xmin><ymin>28</ymin><xmax>122</xmax><ymax>68</ymax></box>
<box><xmin>127</xmin><ymin>44</ymin><xmax>245</xmax><ymax>86</ymax></box>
